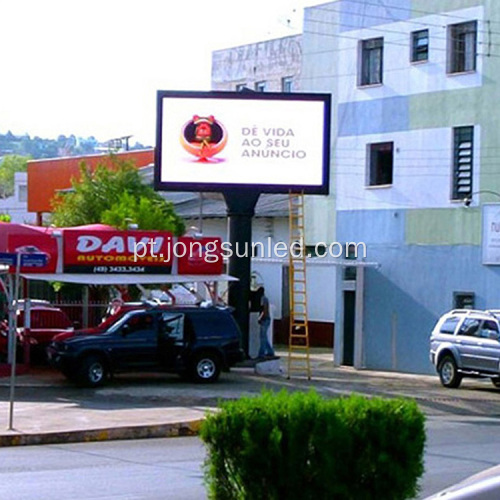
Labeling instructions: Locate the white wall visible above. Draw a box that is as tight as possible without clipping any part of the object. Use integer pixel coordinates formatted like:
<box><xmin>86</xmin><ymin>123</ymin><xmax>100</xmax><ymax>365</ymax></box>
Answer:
<box><xmin>336</xmin><ymin>6</ymin><xmax>484</xmax><ymax>105</ymax></box>
<box><xmin>336</xmin><ymin>126</ymin><xmax>481</xmax><ymax>211</ymax></box>
<box><xmin>0</xmin><ymin>172</ymin><xmax>36</xmax><ymax>224</ymax></box>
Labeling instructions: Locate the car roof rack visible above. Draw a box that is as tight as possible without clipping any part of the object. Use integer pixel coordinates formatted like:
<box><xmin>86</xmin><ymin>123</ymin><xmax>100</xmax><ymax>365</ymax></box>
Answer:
<box><xmin>449</xmin><ymin>309</ymin><xmax>497</xmax><ymax>318</ymax></box>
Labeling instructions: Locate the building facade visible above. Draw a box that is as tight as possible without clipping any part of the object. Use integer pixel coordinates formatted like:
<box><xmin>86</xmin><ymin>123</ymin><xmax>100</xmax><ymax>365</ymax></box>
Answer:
<box><xmin>301</xmin><ymin>0</ymin><xmax>500</xmax><ymax>373</ymax></box>
<box><xmin>212</xmin><ymin>35</ymin><xmax>302</xmax><ymax>92</ymax></box>
<box><xmin>211</xmin><ymin>33</ymin><xmax>336</xmax><ymax>347</ymax></box>
<box><xmin>0</xmin><ymin>172</ymin><xmax>36</xmax><ymax>224</ymax></box>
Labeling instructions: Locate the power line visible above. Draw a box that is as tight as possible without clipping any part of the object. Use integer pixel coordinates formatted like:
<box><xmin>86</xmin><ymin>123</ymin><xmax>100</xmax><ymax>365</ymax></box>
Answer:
<box><xmin>300</xmin><ymin>27</ymin><xmax>500</xmax><ymax>58</ymax></box>
<box><xmin>310</xmin><ymin>3</ymin><xmax>500</xmax><ymax>38</ymax></box>
<box><xmin>305</xmin><ymin>14</ymin><xmax>500</xmax><ymax>50</ymax></box>
<box><xmin>320</xmin><ymin>0</ymin><xmax>500</xmax><ymax>28</ymax></box>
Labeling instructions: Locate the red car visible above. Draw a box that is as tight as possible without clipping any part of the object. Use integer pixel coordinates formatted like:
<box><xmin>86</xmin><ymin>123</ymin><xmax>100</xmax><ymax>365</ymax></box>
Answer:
<box><xmin>0</xmin><ymin>305</ymin><xmax>74</xmax><ymax>358</ymax></box>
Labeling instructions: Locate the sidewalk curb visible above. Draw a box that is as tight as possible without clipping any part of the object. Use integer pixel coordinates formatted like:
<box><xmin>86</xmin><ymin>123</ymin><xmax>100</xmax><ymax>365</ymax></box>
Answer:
<box><xmin>0</xmin><ymin>419</ymin><xmax>204</xmax><ymax>447</ymax></box>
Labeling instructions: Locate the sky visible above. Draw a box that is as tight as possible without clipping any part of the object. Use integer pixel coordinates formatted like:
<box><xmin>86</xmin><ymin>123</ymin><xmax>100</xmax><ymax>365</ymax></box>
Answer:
<box><xmin>1</xmin><ymin>0</ymin><xmax>320</xmax><ymax>146</ymax></box>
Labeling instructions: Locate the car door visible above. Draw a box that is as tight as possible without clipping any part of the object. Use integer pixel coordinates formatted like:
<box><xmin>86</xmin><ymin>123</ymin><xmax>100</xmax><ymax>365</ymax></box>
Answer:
<box><xmin>158</xmin><ymin>312</ymin><xmax>185</xmax><ymax>369</ymax></box>
<box><xmin>474</xmin><ymin>319</ymin><xmax>500</xmax><ymax>373</ymax></box>
<box><xmin>455</xmin><ymin>317</ymin><xmax>483</xmax><ymax>371</ymax></box>
<box><xmin>112</xmin><ymin>311</ymin><xmax>158</xmax><ymax>370</ymax></box>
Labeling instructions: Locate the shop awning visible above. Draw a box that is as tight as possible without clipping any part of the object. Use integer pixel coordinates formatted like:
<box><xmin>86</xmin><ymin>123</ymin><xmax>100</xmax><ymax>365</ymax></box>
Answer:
<box><xmin>20</xmin><ymin>273</ymin><xmax>238</xmax><ymax>285</ymax></box>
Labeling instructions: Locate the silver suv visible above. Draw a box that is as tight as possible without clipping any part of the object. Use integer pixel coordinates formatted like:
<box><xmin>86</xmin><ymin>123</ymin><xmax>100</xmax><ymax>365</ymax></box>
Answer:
<box><xmin>430</xmin><ymin>309</ymin><xmax>500</xmax><ymax>388</ymax></box>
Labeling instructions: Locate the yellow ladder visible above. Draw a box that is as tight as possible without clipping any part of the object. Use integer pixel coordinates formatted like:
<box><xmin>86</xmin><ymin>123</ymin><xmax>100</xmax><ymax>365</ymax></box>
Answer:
<box><xmin>287</xmin><ymin>192</ymin><xmax>311</xmax><ymax>380</ymax></box>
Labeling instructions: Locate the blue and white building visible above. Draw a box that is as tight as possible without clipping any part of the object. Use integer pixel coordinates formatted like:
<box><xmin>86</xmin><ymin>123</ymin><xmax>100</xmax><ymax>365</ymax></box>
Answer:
<box><xmin>302</xmin><ymin>0</ymin><xmax>500</xmax><ymax>373</ymax></box>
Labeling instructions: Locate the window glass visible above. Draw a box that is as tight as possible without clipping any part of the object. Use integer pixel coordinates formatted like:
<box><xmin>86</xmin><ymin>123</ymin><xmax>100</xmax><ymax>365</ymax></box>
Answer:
<box><xmin>18</xmin><ymin>185</ymin><xmax>27</xmax><ymax>202</ymax></box>
<box><xmin>440</xmin><ymin>317</ymin><xmax>459</xmax><ymax>334</ymax></box>
<box><xmin>368</xmin><ymin>142</ymin><xmax>393</xmax><ymax>186</ymax></box>
<box><xmin>125</xmin><ymin>312</ymin><xmax>155</xmax><ymax>333</ymax></box>
<box><xmin>448</xmin><ymin>21</ymin><xmax>477</xmax><ymax>74</ymax></box>
<box><xmin>255</xmin><ymin>81</ymin><xmax>266</xmax><ymax>92</ymax></box>
<box><xmin>451</xmin><ymin>126</ymin><xmax>474</xmax><ymax>200</ymax></box>
<box><xmin>282</xmin><ymin>76</ymin><xmax>293</xmax><ymax>93</ymax></box>
<box><xmin>479</xmin><ymin>320</ymin><xmax>499</xmax><ymax>339</ymax></box>
<box><xmin>411</xmin><ymin>30</ymin><xmax>429</xmax><ymax>62</ymax></box>
<box><xmin>159</xmin><ymin>313</ymin><xmax>184</xmax><ymax>341</ymax></box>
<box><xmin>454</xmin><ymin>291</ymin><xmax>475</xmax><ymax>309</ymax></box>
<box><xmin>457</xmin><ymin>318</ymin><xmax>480</xmax><ymax>336</ymax></box>
<box><xmin>360</xmin><ymin>37</ymin><xmax>383</xmax><ymax>85</ymax></box>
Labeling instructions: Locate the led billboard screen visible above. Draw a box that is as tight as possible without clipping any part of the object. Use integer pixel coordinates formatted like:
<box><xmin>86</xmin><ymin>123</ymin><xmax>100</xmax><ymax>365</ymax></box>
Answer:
<box><xmin>155</xmin><ymin>90</ymin><xmax>331</xmax><ymax>194</ymax></box>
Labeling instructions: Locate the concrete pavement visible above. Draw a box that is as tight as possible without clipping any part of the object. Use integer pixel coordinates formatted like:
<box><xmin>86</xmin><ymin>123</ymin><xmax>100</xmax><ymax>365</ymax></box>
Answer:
<box><xmin>1</xmin><ymin>348</ymin><xmax>499</xmax><ymax>447</ymax></box>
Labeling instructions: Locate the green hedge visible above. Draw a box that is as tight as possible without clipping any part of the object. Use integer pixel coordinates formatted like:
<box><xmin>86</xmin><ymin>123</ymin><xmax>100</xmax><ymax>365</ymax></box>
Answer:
<box><xmin>200</xmin><ymin>390</ymin><xmax>425</xmax><ymax>500</ymax></box>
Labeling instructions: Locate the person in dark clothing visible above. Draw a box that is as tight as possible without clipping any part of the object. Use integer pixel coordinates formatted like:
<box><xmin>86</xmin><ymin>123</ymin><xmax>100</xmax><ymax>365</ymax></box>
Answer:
<box><xmin>257</xmin><ymin>287</ymin><xmax>274</xmax><ymax>358</ymax></box>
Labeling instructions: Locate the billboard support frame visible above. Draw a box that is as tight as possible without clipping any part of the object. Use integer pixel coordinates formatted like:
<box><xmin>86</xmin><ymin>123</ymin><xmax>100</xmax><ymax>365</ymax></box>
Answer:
<box><xmin>155</xmin><ymin>89</ymin><xmax>332</xmax><ymax>358</ymax></box>
<box><xmin>223</xmin><ymin>189</ymin><xmax>261</xmax><ymax>357</ymax></box>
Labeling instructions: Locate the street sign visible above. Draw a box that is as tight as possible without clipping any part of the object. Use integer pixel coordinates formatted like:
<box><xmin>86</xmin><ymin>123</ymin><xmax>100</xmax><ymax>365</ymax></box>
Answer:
<box><xmin>0</xmin><ymin>252</ymin><xmax>16</xmax><ymax>266</ymax></box>
<box><xmin>20</xmin><ymin>253</ymin><xmax>48</xmax><ymax>268</ymax></box>
<box><xmin>0</xmin><ymin>252</ymin><xmax>48</xmax><ymax>268</ymax></box>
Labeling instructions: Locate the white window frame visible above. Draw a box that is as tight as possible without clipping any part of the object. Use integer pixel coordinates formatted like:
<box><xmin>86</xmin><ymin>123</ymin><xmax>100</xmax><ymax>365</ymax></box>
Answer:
<box><xmin>359</xmin><ymin>37</ymin><xmax>383</xmax><ymax>86</ymax></box>
<box><xmin>447</xmin><ymin>21</ymin><xmax>477</xmax><ymax>74</ymax></box>
<box><xmin>410</xmin><ymin>29</ymin><xmax>429</xmax><ymax>63</ymax></box>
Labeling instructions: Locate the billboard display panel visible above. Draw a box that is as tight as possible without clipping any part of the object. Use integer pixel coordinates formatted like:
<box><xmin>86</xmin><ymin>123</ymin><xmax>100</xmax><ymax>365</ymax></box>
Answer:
<box><xmin>155</xmin><ymin>90</ymin><xmax>331</xmax><ymax>194</ymax></box>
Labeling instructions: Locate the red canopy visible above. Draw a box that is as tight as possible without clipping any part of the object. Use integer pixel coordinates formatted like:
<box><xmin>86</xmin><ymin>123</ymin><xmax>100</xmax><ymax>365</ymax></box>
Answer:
<box><xmin>0</xmin><ymin>223</ymin><xmax>223</xmax><ymax>276</ymax></box>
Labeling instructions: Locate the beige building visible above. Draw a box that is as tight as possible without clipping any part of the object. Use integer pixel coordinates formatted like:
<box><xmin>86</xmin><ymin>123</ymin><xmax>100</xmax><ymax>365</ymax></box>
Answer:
<box><xmin>211</xmin><ymin>35</ymin><xmax>302</xmax><ymax>92</ymax></box>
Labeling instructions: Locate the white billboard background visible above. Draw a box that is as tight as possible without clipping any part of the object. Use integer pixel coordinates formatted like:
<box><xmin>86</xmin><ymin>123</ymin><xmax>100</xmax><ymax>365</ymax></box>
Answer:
<box><xmin>482</xmin><ymin>203</ymin><xmax>500</xmax><ymax>265</ymax></box>
<box><xmin>159</xmin><ymin>96</ymin><xmax>326</xmax><ymax>187</ymax></box>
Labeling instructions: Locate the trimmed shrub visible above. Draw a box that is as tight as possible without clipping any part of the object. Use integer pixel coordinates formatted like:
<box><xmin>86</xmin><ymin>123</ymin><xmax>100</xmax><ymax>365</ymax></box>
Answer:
<box><xmin>200</xmin><ymin>390</ymin><xmax>425</xmax><ymax>500</ymax></box>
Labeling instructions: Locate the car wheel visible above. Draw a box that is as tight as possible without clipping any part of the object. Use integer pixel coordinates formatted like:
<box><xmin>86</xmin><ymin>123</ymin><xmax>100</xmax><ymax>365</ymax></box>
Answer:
<box><xmin>190</xmin><ymin>352</ymin><xmax>221</xmax><ymax>383</ymax></box>
<box><xmin>77</xmin><ymin>355</ymin><xmax>108</xmax><ymax>388</ymax></box>
<box><xmin>491</xmin><ymin>377</ymin><xmax>500</xmax><ymax>388</ymax></box>
<box><xmin>438</xmin><ymin>355</ymin><xmax>462</xmax><ymax>388</ymax></box>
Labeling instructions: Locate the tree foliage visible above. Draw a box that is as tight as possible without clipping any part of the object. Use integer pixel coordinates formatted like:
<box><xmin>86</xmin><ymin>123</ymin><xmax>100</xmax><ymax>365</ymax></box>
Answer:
<box><xmin>0</xmin><ymin>155</ymin><xmax>29</xmax><ymax>198</ymax></box>
<box><xmin>50</xmin><ymin>156</ymin><xmax>185</xmax><ymax>235</ymax></box>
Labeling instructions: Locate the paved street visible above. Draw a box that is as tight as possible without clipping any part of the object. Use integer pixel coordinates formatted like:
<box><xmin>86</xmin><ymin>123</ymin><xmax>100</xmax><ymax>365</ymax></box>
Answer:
<box><xmin>0</xmin><ymin>437</ymin><xmax>206</xmax><ymax>500</ymax></box>
<box><xmin>1</xmin><ymin>351</ymin><xmax>500</xmax><ymax>499</ymax></box>
<box><xmin>4</xmin><ymin>351</ymin><xmax>500</xmax><ymax>420</ymax></box>
<box><xmin>2</xmin><ymin>416</ymin><xmax>500</xmax><ymax>500</ymax></box>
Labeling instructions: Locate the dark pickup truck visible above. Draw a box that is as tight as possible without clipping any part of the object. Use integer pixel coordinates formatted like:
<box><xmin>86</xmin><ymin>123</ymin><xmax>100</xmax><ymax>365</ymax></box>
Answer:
<box><xmin>47</xmin><ymin>304</ymin><xmax>244</xmax><ymax>387</ymax></box>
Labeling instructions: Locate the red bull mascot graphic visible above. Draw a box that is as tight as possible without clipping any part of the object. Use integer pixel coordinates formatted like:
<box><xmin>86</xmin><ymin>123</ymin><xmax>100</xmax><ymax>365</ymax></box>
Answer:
<box><xmin>180</xmin><ymin>115</ymin><xmax>228</xmax><ymax>161</ymax></box>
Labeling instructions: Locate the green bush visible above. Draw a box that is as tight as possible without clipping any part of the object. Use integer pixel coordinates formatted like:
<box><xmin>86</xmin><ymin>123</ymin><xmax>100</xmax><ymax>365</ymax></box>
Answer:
<box><xmin>200</xmin><ymin>390</ymin><xmax>425</xmax><ymax>500</ymax></box>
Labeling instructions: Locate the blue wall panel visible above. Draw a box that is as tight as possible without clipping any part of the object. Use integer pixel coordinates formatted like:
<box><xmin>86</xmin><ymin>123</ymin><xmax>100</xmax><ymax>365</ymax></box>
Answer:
<box><xmin>337</xmin><ymin>209</ymin><xmax>500</xmax><ymax>374</ymax></box>
<box><xmin>339</xmin><ymin>0</ymin><xmax>411</xmax><ymax>33</ymax></box>
<box><xmin>338</xmin><ymin>97</ymin><xmax>409</xmax><ymax>137</ymax></box>
<box><xmin>336</xmin><ymin>209</ymin><xmax>405</xmax><ymax>246</ymax></box>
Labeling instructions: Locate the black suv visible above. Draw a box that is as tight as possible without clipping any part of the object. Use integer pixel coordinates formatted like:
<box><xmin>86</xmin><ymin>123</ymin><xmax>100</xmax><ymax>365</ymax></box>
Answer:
<box><xmin>47</xmin><ymin>305</ymin><xmax>244</xmax><ymax>387</ymax></box>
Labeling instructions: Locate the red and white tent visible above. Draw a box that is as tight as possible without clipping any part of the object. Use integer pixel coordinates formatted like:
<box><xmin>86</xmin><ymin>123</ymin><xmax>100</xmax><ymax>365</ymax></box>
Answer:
<box><xmin>0</xmin><ymin>222</ymin><xmax>235</xmax><ymax>285</ymax></box>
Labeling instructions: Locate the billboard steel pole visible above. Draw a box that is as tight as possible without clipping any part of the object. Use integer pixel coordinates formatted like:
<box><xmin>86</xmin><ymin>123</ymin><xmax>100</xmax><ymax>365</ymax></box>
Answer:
<box><xmin>223</xmin><ymin>190</ymin><xmax>260</xmax><ymax>358</ymax></box>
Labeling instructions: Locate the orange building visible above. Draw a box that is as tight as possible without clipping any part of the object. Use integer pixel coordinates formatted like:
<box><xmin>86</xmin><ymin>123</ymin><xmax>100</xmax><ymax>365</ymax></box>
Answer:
<box><xmin>27</xmin><ymin>149</ymin><xmax>154</xmax><ymax>224</ymax></box>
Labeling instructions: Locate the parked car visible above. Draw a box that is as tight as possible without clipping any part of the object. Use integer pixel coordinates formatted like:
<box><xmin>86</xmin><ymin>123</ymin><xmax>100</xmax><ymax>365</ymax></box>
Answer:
<box><xmin>17</xmin><ymin>305</ymin><xmax>74</xmax><ymax>347</ymax></box>
<box><xmin>430</xmin><ymin>309</ymin><xmax>500</xmax><ymax>388</ymax></box>
<box><xmin>0</xmin><ymin>304</ymin><xmax>74</xmax><ymax>359</ymax></box>
<box><xmin>47</xmin><ymin>304</ymin><xmax>244</xmax><ymax>387</ymax></box>
<box><xmin>424</xmin><ymin>464</ymin><xmax>500</xmax><ymax>499</ymax></box>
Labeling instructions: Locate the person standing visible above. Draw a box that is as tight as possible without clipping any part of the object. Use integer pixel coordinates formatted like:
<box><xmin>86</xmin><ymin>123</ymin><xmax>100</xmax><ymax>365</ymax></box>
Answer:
<box><xmin>257</xmin><ymin>287</ymin><xmax>275</xmax><ymax>359</ymax></box>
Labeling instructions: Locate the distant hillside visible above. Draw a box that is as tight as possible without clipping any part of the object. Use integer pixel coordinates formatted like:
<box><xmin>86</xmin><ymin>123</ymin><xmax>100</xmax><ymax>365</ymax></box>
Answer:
<box><xmin>0</xmin><ymin>131</ymin><xmax>151</xmax><ymax>159</ymax></box>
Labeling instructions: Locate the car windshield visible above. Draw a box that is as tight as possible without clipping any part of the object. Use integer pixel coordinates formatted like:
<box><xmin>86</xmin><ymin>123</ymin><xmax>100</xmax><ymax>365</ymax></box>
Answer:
<box><xmin>98</xmin><ymin>308</ymin><xmax>129</xmax><ymax>329</ymax></box>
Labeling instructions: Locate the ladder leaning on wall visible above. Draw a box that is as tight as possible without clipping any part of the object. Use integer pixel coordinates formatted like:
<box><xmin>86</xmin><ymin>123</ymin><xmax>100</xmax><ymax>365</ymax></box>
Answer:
<box><xmin>287</xmin><ymin>192</ymin><xmax>311</xmax><ymax>380</ymax></box>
